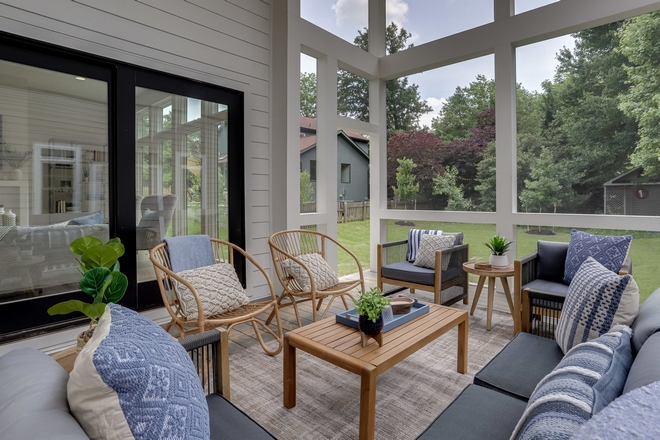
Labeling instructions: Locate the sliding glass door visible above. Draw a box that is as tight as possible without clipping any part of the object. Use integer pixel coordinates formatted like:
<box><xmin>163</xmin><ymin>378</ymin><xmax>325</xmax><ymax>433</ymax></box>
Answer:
<box><xmin>135</xmin><ymin>88</ymin><xmax>230</xmax><ymax>283</ymax></box>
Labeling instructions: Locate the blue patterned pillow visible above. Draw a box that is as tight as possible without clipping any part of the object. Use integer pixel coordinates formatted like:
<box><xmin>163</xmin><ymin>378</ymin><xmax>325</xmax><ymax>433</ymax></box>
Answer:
<box><xmin>406</xmin><ymin>229</ymin><xmax>442</xmax><ymax>262</ymax></box>
<box><xmin>571</xmin><ymin>380</ymin><xmax>660</xmax><ymax>440</ymax></box>
<box><xmin>563</xmin><ymin>229</ymin><xmax>631</xmax><ymax>284</ymax></box>
<box><xmin>513</xmin><ymin>326</ymin><xmax>633</xmax><ymax>440</ymax></box>
<box><xmin>555</xmin><ymin>257</ymin><xmax>633</xmax><ymax>354</ymax></box>
<box><xmin>68</xmin><ymin>304</ymin><xmax>209</xmax><ymax>440</ymax></box>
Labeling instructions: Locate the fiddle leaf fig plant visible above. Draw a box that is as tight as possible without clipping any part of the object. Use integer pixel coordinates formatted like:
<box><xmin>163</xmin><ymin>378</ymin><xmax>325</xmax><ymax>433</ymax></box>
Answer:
<box><xmin>352</xmin><ymin>287</ymin><xmax>391</xmax><ymax>323</ymax></box>
<box><xmin>483</xmin><ymin>234</ymin><xmax>512</xmax><ymax>256</ymax></box>
<box><xmin>48</xmin><ymin>236</ymin><xmax>127</xmax><ymax>322</ymax></box>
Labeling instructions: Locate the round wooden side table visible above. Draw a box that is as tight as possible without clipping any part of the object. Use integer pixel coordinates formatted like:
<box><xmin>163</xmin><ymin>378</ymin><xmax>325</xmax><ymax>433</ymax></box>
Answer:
<box><xmin>462</xmin><ymin>262</ymin><xmax>515</xmax><ymax>331</ymax></box>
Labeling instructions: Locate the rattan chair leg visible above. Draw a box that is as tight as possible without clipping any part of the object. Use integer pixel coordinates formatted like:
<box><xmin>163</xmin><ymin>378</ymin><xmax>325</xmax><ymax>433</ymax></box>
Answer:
<box><xmin>340</xmin><ymin>295</ymin><xmax>349</xmax><ymax>310</ymax></box>
<box><xmin>266</xmin><ymin>292</ymin><xmax>287</xmax><ymax>325</ymax></box>
<box><xmin>251</xmin><ymin>320</ymin><xmax>283</xmax><ymax>356</ymax></box>
<box><xmin>290</xmin><ymin>297</ymin><xmax>303</xmax><ymax>327</ymax></box>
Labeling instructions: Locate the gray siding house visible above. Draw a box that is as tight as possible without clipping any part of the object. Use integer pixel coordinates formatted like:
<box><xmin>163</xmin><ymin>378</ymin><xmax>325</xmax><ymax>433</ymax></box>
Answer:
<box><xmin>299</xmin><ymin>117</ymin><xmax>370</xmax><ymax>202</ymax></box>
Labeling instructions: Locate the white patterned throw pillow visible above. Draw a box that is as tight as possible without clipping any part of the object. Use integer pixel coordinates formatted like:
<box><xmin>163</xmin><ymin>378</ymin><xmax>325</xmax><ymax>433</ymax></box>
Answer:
<box><xmin>555</xmin><ymin>257</ymin><xmax>637</xmax><ymax>354</ymax></box>
<box><xmin>68</xmin><ymin>304</ymin><xmax>209</xmax><ymax>440</ymax></box>
<box><xmin>413</xmin><ymin>234</ymin><xmax>456</xmax><ymax>271</ymax></box>
<box><xmin>281</xmin><ymin>253</ymin><xmax>339</xmax><ymax>291</ymax></box>
<box><xmin>173</xmin><ymin>263</ymin><xmax>250</xmax><ymax>320</ymax></box>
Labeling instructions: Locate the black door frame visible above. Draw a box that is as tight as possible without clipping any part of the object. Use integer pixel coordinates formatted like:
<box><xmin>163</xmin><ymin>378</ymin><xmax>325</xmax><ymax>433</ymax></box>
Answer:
<box><xmin>0</xmin><ymin>32</ymin><xmax>245</xmax><ymax>343</ymax></box>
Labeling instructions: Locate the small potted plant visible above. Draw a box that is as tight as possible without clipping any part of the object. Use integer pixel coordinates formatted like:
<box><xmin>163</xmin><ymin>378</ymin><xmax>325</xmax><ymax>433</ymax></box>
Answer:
<box><xmin>483</xmin><ymin>234</ymin><xmax>513</xmax><ymax>269</ymax></box>
<box><xmin>352</xmin><ymin>287</ymin><xmax>391</xmax><ymax>336</ymax></box>
<box><xmin>47</xmin><ymin>235</ymin><xmax>128</xmax><ymax>351</ymax></box>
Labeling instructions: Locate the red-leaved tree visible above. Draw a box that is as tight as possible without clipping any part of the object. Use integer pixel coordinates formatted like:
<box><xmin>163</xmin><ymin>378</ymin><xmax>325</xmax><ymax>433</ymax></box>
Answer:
<box><xmin>387</xmin><ymin>131</ymin><xmax>445</xmax><ymax>199</ymax></box>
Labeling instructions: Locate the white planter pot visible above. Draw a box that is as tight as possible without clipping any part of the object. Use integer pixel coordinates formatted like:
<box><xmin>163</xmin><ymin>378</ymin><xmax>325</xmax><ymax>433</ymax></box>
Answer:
<box><xmin>489</xmin><ymin>254</ymin><xmax>509</xmax><ymax>269</ymax></box>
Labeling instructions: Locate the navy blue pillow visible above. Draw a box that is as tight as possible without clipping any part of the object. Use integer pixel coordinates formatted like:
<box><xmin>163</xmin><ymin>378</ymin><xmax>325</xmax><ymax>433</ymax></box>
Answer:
<box><xmin>563</xmin><ymin>229</ymin><xmax>631</xmax><ymax>285</ymax></box>
<box><xmin>68</xmin><ymin>211</ymin><xmax>104</xmax><ymax>225</ymax></box>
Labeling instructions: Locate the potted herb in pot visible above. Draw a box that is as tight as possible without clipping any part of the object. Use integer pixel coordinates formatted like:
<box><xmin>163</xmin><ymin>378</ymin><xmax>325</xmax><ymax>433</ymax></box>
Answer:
<box><xmin>483</xmin><ymin>234</ymin><xmax>513</xmax><ymax>269</ymax></box>
<box><xmin>47</xmin><ymin>235</ymin><xmax>128</xmax><ymax>351</ymax></box>
<box><xmin>352</xmin><ymin>287</ymin><xmax>391</xmax><ymax>338</ymax></box>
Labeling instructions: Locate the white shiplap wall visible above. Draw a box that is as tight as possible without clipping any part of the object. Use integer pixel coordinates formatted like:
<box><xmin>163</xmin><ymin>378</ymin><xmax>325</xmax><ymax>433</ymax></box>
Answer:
<box><xmin>0</xmin><ymin>0</ymin><xmax>274</xmax><ymax>355</ymax></box>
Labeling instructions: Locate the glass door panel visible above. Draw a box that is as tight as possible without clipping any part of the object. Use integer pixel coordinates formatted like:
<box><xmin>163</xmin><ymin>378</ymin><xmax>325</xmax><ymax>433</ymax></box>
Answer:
<box><xmin>0</xmin><ymin>59</ymin><xmax>109</xmax><ymax>304</ymax></box>
<box><xmin>135</xmin><ymin>87</ymin><xmax>229</xmax><ymax>282</ymax></box>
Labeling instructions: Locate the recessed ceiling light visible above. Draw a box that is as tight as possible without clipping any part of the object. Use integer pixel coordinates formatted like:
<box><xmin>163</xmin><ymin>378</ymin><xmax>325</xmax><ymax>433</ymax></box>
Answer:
<box><xmin>75</xmin><ymin>76</ymin><xmax>86</xmax><ymax>81</ymax></box>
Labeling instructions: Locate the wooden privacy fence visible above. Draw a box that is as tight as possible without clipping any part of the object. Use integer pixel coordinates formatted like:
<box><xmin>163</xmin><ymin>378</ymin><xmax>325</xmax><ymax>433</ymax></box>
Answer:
<box><xmin>300</xmin><ymin>201</ymin><xmax>371</xmax><ymax>223</ymax></box>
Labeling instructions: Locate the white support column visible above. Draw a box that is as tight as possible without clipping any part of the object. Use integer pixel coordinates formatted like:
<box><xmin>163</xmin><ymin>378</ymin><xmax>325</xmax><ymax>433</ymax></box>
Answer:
<box><xmin>494</xmin><ymin>40</ymin><xmax>517</xmax><ymax>256</ymax></box>
<box><xmin>368</xmin><ymin>0</ymin><xmax>388</xmax><ymax>274</ymax></box>
<box><xmin>316</xmin><ymin>54</ymin><xmax>339</xmax><ymax>269</ymax></box>
<box><xmin>271</xmin><ymin>0</ymin><xmax>301</xmax><ymax>232</ymax></box>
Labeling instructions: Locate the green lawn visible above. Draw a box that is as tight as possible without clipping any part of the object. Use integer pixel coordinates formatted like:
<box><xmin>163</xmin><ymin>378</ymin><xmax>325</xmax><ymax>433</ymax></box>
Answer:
<box><xmin>338</xmin><ymin>220</ymin><xmax>660</xmax><ymax>302</ymax></box>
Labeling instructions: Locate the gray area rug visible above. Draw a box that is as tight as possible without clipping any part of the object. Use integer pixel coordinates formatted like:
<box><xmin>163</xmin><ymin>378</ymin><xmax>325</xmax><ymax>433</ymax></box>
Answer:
<box><xmin>228</xmin><ymin>303</ymin><xmax>514</xmax><ymax>439</ymax></box>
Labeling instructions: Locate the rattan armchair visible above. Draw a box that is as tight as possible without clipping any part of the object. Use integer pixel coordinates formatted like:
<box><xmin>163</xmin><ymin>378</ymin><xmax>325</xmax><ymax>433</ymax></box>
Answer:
<box><xmin>150</xmin><ymin>238</ymin><xmax>283</xmax><ymax>356</ymax></box>
<box><xmin>268</xmin><ymin>229</ymin><xmax>366</xmax><ymax>327</ymax></box>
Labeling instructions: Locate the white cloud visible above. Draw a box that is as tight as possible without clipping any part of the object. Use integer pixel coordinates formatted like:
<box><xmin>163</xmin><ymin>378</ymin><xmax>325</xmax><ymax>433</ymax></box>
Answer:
<box><xmin>419</xmin><ymin>97</ymin><xmax>446</xmax><ymax>130</ymax></box>
<box><xmin>386</xmin><ymin>0</ymin><xmax>409</xmax><ymax>27</ymax></box>
<box><xmin>332</xmin><ymin>0</ymin><xmax>410</xmax><ymax>27</ymax></box>
<box><xmin>332</xmin><ymin>0</ymin><xmax>367</xmax><ymax>27</ymax></box>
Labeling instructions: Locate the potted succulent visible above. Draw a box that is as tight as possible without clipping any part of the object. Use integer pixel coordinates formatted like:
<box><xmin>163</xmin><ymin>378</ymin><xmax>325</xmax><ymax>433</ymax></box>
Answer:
<box><xmin>48</xmin><ymin>235</ymin><xmax>128</xmax><ymax>351</ymax></box>
<box><xmin>352</xmin><ymin>287</ymin><xmax>391</xmax><ymax>336</ymax></box>
<box><xmin>484</xmin><ymin>234</ymin><xmax>513</xmax><ymax>269</ymax></box>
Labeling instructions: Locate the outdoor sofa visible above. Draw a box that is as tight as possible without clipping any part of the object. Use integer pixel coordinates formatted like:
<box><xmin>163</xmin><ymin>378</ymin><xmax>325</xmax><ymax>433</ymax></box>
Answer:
<box><xmin>416</xmin><ymin>287</ymin><xmax>660</xmax><ymax>439</ymax></box>
<box><xmin>0</xmin><ymin>328</ymin><xmax>273</xmax><ymax>440</ymax></box>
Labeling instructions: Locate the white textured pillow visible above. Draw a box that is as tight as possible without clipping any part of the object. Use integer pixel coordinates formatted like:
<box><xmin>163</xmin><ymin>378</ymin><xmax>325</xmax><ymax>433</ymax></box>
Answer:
<box><xmin>172</xmin><ymin>263</ymin><xmax>250</xmax><ymax>320</ymax></box>
<box><xmin>413</xmin><ymin>234</ymin><xmax>456</xmax><ymax>271</ymax></box>
<box><xmin>613</xmin><ymin>276</ymin><xmax>639</xmax><ymax>327</ymax></box>
<box><xmin>281</xmin><ymin>253</ymin><xmax>339</xmax><ymax>291</ymax></box>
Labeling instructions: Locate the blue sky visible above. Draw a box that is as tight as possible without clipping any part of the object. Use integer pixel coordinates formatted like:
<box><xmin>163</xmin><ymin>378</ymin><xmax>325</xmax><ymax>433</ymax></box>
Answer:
<box><xmin>300</xmin><ymin>0</ymin><xmax>573</xmax><ymax>128</ymax></box>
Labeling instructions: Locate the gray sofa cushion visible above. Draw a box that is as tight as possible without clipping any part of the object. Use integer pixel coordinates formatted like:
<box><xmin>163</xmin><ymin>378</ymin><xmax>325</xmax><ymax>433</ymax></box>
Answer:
<box><xmin>416</xmin><ymin>384</ymin><xmax>526</xmax><ymax>440</ymax></box>
<box><xmin>623</xmin><ymin>332</ymin><xmax>660</xmax><ymax>395</ymax></box>
<box><xmin>631</xmin><ymin>287</ymin><xmax>660</xmax><ymax>354</ymax></box>
<box><xmin>536</xmin><ymin>241</ymin><xmax>568</xmax><ymax>284</ymax></box>
<box><xmin>0</xmin><ymin>348</ymin><xmax>88</xmax><ymax>440</ymax></box>
<box><xmin>473</xmin><ymin>332</ymin><xmax>564</xmax><ymax>401</ymax></box>
<box><xmin>207</xmin><ymin>393</ymin><xmax>275</xmax><ymax>439</ymax></box>
<box><xmin>67</xmin><ymin>210</ymin><xmax>104</xmax><ymax>225</ymax></box>
<box><xmin>381</xmin><ymin>261</ymin><xmax>462</xmax><ymax>286</ymax></box>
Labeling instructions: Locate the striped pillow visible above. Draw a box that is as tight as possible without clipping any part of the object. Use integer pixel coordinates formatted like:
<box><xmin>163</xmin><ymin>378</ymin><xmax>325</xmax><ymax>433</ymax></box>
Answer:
<box><xmin>555</xmin><ymin>257</ymin><xmax>634</xmax><ymax>354</ymax></box>
<box><xmin>512</xmin><ymin>326</ymin><xmax>633</xmax><ymax>440</ymax></box>
<box><xmin>406</xmin><ymin>229</ymin><xmax>442</xmax><ymax>262</ymax></box>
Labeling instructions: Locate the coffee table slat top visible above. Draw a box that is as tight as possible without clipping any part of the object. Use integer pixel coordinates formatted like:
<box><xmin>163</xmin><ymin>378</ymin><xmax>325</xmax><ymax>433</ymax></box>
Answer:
<box><xmin>287</xmin><ymin>304</ymin><xmax>467</xmax><ymax>376</ymax></box>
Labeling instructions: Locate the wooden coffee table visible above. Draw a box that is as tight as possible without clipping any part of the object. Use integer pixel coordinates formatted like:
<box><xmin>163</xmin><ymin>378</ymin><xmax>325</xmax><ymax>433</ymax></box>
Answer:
<box><xmin>283</xmin><ymin>303</ymin><xmax>468</xmax><ymax>440</ymax></box>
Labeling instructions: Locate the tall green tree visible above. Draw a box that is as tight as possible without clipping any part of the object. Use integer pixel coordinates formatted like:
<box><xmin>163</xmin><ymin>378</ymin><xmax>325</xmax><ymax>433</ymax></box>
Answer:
<box><xmin>519</xmin><ymin>147</ymin><xmax>562</xmax><ymax>214</ymax></box>
<box><xmin>619</xmin><ymin>12</ymin><xmax>660</xmax><ymax>177</ymax></box>
<box><xmin>300</xmin><ymin>170</ymin><xmax>315</xmax><ymax>204</ymax></box>
<box><xmin>392</xmin><ymin>158</ymin><xmax>420</xmax><ymax>203</ymax></box>
<box><xmin>300</xmin><ymin>72</ymin><xmax>317</xmax><ymax>118</ymax></box>
<box><xmin>432</xmin><ymin>165</ymin><xmax>474</xmax><ymax>211</ymax></box>
<box><xmin>549</xmin><ymin>22</ymin><xmax>638</xmax><ymax>212</ymax></box>
<box><xmin>432</xmin><ymin>75</ymin><xmax>495</xmax><ymax>143</ymax></box>
<box><xmin>337</xmin><ymin>23</ymin><xmax>432</xmax><ymax>138</ymax></box>
<box><xmin>475</xmin><ymin>142</ymin><xmax>496</xmax><ymax>212</ymax></box>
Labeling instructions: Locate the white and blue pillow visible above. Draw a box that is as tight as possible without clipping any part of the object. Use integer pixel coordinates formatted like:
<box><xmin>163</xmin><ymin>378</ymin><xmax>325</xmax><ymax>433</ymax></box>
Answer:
<box><xmin>406</xmin><ymin>229</ymin><xmax>442</xmax><ymax>262</ymax></box>
<box><xmin>68</xmin><ymin>304</ymin><xmax>209</xmax><ymax>440</ymax></box>
<box><xmin>512</xmin><ymin>326</ymin><xmax>633</xmax><ymax>440</ymax></box>
<box><xmin>555</xmin><ymin>257</ymin><xmax>635</xmax><ymax>354</ymax></box>
<box><xmin>563</xmin><ymin>229</ymin><xmax>631</xmax><ymax>284</ymax></box>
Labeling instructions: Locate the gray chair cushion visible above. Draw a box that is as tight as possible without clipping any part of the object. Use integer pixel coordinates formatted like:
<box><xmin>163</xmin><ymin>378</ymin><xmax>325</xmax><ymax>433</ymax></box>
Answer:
<box><xmin>416</xmin><ymin>384</ymin><xmax>526</xmax><ymax>440</ymax></box>
<box><xmin>522</xmin><ymin>279</ymin><xmax>570</xmax><ymax>298</ymax></box>
<box><xmin>381</xmin><ymin>261</ymin><xmax>462</xmax><ymax>286</ymax></box>
<box><xmin>207</xmin><ymin>393</ymin><xmax>275</xmax><ymax>439</ymax></box>
<box><xmin>473</xmin><ymin>332</ymin><xmax>564</xmax><ymax>401</ymax></box>
<box><xmin>0</xmin><ymin>348</ymin><xmax>88</xmax><ymax>440</ymax></box>
<box><xmin>443</xmin><ymin>232</ymin><xmax>463</xmax><ymax>246</ymax></box>
<box><xmin>623</xmin><ymin>332</ymin><xmax>660</xmax><ymax>395</ymax></box>
<box><xmin>536</xmin><ymin>241</ymin><xmax>568</xmax><ymax>284</ymax></box>
<box><xmin>631</xmin><ymin>287</ymin><xmax>660</xmax><ymax>355</ymax></box>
